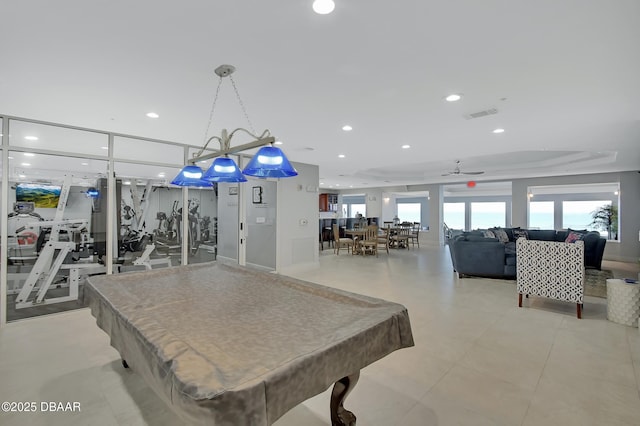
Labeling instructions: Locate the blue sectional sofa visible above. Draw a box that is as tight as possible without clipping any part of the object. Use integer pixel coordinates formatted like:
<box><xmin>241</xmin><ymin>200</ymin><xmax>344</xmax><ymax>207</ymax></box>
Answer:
<box><xmin>448</xmin><ymin>228</ymin><xmax>606</xmax><ymax>279</ymax></box>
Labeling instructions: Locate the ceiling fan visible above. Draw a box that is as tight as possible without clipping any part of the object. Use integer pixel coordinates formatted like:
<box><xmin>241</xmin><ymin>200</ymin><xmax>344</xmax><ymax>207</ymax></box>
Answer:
<box><xmin>441</xmin><ymin>160</ymin><xmax>485</xmax><ymax>176</ymax></box>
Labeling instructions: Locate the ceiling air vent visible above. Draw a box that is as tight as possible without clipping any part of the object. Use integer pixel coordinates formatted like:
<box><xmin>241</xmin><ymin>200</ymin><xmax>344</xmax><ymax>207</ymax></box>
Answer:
<box><xmin>464</xmin><ymin>108</ymin><xmax>498</xmax><ymax>120</ymax></box>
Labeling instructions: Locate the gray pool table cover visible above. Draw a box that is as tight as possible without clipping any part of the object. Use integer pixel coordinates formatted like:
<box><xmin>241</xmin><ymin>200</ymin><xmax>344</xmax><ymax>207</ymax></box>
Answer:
<box><xmin>86</xmin><ymin>262</ymin><xmax>414</xmax><ymax>425</ymax></box>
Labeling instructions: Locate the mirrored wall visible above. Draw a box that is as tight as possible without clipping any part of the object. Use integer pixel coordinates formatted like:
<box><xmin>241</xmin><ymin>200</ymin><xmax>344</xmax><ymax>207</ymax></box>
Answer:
<box><xmin>4</xmin><ymin>119</ymin><xmax>109</xmax><ymax>321</ymax></box>
<box><xmin>1</xmin><ymin>116</ymin><xmax>218</xmax><ymax>323</ymax></box>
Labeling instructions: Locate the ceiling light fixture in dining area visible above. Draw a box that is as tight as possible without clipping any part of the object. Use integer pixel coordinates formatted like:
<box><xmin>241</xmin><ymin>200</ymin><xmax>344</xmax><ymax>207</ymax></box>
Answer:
<box><xmin>171</xmin><ymin>65</ymin><xmax>298</xmax><ymax>186</ymax></box>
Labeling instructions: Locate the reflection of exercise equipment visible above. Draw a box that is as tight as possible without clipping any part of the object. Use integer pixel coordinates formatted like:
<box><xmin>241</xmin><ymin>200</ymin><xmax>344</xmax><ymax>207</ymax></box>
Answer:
<box><xmin>14</xmin><ymin>176</ymin><xmax>105</xmax><ymax>309</ymax></box>
<box><xmin>7</xmin><ymin>201</ymin><xmax>44</xmax><ymax>264</ymax></box>
<box><xmin>154</xmin><ymin>200</ymin><xmax>181</xmax><ymax>255</ymax></box>
<box><xmin>119</xmin><ymin>180</ymin><xmax>171</xmax><ymax>269</ymax></box>
<box><xmin>175</xmin><ymin>199</ymin><xmax>202</xmax><ymax>255</ymax></box>
<box><xmin>131</xmin><ymin>242</ymin><xmax>172</xmax><ymax>270</ymax></box>
<box><xmin>153</xmin><ymin>198</ymin><xmax>215</xmax><ymax>256</ymax></box>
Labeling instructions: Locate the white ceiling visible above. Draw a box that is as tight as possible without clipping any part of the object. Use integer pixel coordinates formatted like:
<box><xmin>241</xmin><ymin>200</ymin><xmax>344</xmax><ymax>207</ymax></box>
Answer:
<box><xmin>1</xmin><ymin>1</ymin><xmax>639</xmax><ymax>190</ymax></box>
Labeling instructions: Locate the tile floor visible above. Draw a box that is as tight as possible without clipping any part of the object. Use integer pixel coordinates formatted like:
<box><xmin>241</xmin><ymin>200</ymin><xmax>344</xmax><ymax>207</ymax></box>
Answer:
<box><xmin>0</xmin><ymin>244</ymin><xmax>639</xmax><ymax>425</ymax></box>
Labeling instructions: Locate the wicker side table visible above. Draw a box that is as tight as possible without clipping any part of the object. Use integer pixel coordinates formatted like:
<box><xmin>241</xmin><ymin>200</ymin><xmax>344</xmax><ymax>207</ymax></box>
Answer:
<box><xmin>606</xmin><ymin>279</ymin><xmax>640</xmax><ymax>327</ymax></box>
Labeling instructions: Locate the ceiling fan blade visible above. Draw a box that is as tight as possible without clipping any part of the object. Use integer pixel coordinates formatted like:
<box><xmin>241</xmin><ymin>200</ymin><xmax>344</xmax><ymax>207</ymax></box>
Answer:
<box><xmin>441</xmin><ymin>172</ymin><xmax>452</xmax><ymax>176</ymax></box>
<box><xmin>461</xmin><ymin>171</ymin><xmax>484</xmax><ymax>175</ymax></box>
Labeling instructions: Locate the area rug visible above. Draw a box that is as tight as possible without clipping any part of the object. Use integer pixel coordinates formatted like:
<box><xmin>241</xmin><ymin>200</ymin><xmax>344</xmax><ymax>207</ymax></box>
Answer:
<box><xmin>584</xmin><ymin>269</ymin><xmax>614</xmax><ymax>298</ymax></box>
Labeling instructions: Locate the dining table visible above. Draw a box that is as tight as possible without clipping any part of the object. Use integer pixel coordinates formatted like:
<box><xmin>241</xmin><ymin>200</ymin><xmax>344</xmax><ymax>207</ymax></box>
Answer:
<box><xmin>344</xmin><ymin>228</ymin><xmax>367</xmax><ymax>254</ymax></box>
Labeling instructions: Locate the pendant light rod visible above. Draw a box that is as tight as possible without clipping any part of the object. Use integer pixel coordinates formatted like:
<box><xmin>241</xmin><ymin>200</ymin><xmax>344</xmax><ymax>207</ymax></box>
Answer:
<box><xmin>191</xmin><ymin>128</ymin><xmax>275</xmax><ymax>164</ymax></box>
<box><xmin>171</xmin><ymin>63</ymin><xmax>297</xmax><ymax>186</ymax></box>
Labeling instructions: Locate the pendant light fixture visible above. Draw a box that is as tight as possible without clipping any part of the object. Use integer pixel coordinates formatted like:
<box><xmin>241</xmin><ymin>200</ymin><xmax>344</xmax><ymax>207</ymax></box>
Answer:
<box><xmin>242</xmin><ymin>146</ymin><xmax>299</xmax><ymax>178</ymax></box>
<box><xmin>171</xmin><ymin>65</ymin><xmax>297</xmax><ymax>186</ymax></box>
<box><xmin>203</xmin><ymin>157</ymin><xmax>247</xmax><ymax>182</ymax></box>
<box><xmin>170</xmin><ymin>165</ymin><xmax>214</xmax><ymax>187</ymax></box>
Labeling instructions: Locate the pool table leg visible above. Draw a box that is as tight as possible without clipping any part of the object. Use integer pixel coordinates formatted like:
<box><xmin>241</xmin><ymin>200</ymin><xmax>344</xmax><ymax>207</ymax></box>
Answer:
<box><xmin>330</xmin><ymin>371</ymin><xmax>360</xmax><ymax>426</ymax></box>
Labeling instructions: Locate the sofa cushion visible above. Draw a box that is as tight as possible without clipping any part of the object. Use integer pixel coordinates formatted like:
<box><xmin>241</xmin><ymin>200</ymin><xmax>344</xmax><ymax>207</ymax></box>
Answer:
<box><xmin>483</xmin><ymin>229</ymin><xmax>496</xmax><ymax>238</ymax></box>
<box><xmin>512</xmin><ymin>229</ymin><xmax>529</xmax><ymax>240</ymax></box>
<box><xmin>527</xmin><ymin>229</ymin><xmax>556</xmax><ymax>241</ymax></box>
<box><xmin>565</xmin><ymin>231</ymin><xmax>584</xmax><ymax>243</ymax></box>
<box><xmin>491</xmin><ymin>228</ymin><xmax>509</xmax><ymax>243</ymax></box>
<box><xmin>466</xmin><ymin>236</ymin><xmax>499</xmax><ymax>242</ymax></box>
<box><xmin>504</xmin><ymin>241</ymin><xmax>516</xmax><ymax>255</ymax></box>
<box><xmin>555</xmin><ymin>230</ymin><xmax>568</xmax><ymax>242</ymax></box>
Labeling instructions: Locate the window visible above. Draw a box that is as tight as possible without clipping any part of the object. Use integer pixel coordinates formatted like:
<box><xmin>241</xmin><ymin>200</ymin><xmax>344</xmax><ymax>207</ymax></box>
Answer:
<box><xmin>563</xmin><ymin>200</ymin><xmax>613</xmax><ymax>238</ymax></box>
<box><xmin>471</xmin><ymin>202</ymin><xmax>505</xmax><ymax>229</ymax></box>
<box><xmin>349</xmin><ymin>203</ymin><xmax>366</xmax><ymax>218</ymax></box>
<box><xmin>342</xmin><ymin>195</ymin><xmax>366</xmax><ymax>218</ymax></box>
<box><xmin>529</xmin><ymin>201</ymin><xmax>554</xmax><ymax>230</ymax></box>
<box><xmin>443</xmin><ymin>203</ymin><xmax>465</xmax><ymax>230</ymax></box>
<box><xmin>397</xmin><ymin>203</ymin><xmax>421</xmax><ymax>223</ymax></box>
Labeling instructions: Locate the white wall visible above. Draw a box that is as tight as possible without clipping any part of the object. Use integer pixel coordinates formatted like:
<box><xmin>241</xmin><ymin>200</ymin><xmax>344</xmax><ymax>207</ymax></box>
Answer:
<box><xmin>365</xmin><ymin>189</ymin><xmax>382</xmax><ymax>218</ymax></box>
<box><xmin>276</xmin><ymin>162</ymin><xmax>320</xmax><ymax>274</ymax></box>
<box><xmin>245</xmin><ymin>179</ymin><xmax>277</xmax><ymax>270</ymax></box>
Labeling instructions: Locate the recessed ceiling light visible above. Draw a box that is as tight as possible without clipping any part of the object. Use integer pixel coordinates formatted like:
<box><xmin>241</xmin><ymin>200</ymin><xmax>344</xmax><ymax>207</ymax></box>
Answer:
<box><xmin>312</xmin><ymin>0</ymin><xmax>335</xmax><ymax>15</ymax></box>
<box><xmin>21</xmin><ymin>162</ymin><xmax>31</xmax><ymax>166</ymax></box>
<box><xmin>101</xmin><ymin>146</ymin><xmax>108</xmax><ymax>150</ymax></box>
<box><xmin>338</xmin><ymin>154</ymin><xmax>345</xmax><ymax>158</ymax></box>
<box><xmin>274</xmin><ymin>140</ymin><xmax>283</xmax><ymax>145</ymax></box>
<box><xmin>335</xmin><ymin>184</ymin><xmax>340</xmax><ymax>187</ymax></box>
<box><xmin>492</xmin><ymin>128</ymin><xmax>505</xmax><ymax>134</ymax></box>
<box><xmin>18</xmin><ymin>174</ymin><xmax>26</xmax><ymax>178</ymax></box>
<box><xmin>401</xmin><ymin>144</ymin><xmax>411</xmax><ymax>149</ymax></box>
<box><xmin>146</xmin><ymin>112</ymin><xmax>159</xmax><ymax>118</ymax></box>
<box><xmin>24</xmin><ymin>136</ymin><xmax>39</xmax><ymax>141</ymax></box>
<box><xmin>320</xmin><ymin>182</ymin><xmax>324</xmax><ymax>185</ymax></box>
<box><xmin>158</xmin><ymin>173</ymin><xmax>166</xmax><ymax>177</ymax></box>
<box><xmin>342</xmin><ymin>125</ymin><xmax>353</xmax><ymax>131</ymax></box>
<box><xmin>81</xmin><ymin>162</ymin><xmax>89</xmax><ymax>166</ymax></box>
<box><xmin>8</xmin><ymin>156</ymin><xmax>14</xmax><ymax>159</ymax></box>
<box><xmin>445</xmin><ymin>94</ymin><xmax>462</xmax><ymax>102</ymax></box>
<box><xmin>124</xmin><ymin>181</ymin><xmax>131</xmax><ymax>185</ymax></box>
<box><xmin>23</xmin><ymin>152</ymin><xmax>35</xmax><ymax>157</ymax></box>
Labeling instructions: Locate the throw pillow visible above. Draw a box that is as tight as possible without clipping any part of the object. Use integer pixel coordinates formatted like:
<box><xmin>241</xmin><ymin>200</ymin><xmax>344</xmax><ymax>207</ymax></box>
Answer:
<box><xmin>483</xmin><ymin>230</ymin><xmax>496</xmax><ymax>238</ymax></box>
<box><xmin>492</xmin><ymin>228</ymin><xmax>509</xmax><ymax>244</ymax></box>
<box><xmin>565</xmin><ymin>231</ymin><xmax>583</xmax><ymax>243</ymax></box>
<box><xmin>513</xmin><ymin>229</ymin><xmax>529</xmax><ymax>240</ymax></box>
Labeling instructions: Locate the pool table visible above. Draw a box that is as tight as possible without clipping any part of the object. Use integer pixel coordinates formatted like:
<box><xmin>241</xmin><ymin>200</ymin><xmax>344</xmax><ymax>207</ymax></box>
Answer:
<box><xmin>85</xmin><ymin>261</ymin><xmax>414</xmax><ymax>425</ymax></box>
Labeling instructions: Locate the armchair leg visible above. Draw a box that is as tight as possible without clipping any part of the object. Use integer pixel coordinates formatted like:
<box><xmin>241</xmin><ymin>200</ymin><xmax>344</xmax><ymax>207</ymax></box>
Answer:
<box><xmin>518</xmin><ymin>293</ymin><xmax>523</xmax><ymax>307</ymax></box>
<box><xmin>576</xmin><ymin>303</ymin><xmax>582</xmax><ymax>319</ymax></box>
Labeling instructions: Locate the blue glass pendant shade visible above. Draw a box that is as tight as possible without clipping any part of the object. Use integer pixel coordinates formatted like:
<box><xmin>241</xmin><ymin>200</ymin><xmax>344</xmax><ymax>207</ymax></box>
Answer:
<box><xmin>171</xmin><ymin>165</ymin><xmax>214</xmax><ymax>187</ymax></box>
<box><xmin>203</xmin><ymin>157</ymin><xmax>248</xmax><ymax>182</ymax></box>
<box><xmin>242</xmin><ymin>146</ymin><xmax>298</xmax><ymax>178</ymax></box>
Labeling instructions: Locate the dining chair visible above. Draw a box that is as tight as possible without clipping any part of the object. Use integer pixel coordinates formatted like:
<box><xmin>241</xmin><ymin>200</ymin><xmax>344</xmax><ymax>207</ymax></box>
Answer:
<box><xmin>377</xmin><ymin>226</ymin><xmax>390</xmax><ymax>254</ymax></box>
<box><xmin>408</xmin><ymin>222</ymin><xmax>420</xmax><ymax>248</ymax></box>
<box><xmin>360</xmin><ymin>225</ymin><xmax>379</xmax><ymax>256</ymax></box>
<box><xmin>332</xmin><ymin>223</ymin><xmax>353</xmax><ymax>255</ymax></box>
<box><xmin>390</xmin><ymin>225</ymin><xmax>411</xmax><ymax>249</ymax></box>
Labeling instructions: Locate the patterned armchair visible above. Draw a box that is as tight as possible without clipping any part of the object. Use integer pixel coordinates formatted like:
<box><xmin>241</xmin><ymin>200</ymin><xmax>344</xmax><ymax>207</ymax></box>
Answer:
<box><xmin>516</xmin><ymin>239</ymin><xmax>585</xmax><ymax>318</ymax></box>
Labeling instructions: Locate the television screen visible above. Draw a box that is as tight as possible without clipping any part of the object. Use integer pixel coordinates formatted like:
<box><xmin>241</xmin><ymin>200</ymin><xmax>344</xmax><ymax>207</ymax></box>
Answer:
<box><xmin>16</xmin><ymin>183</ymin><xmax>62</xmax><ymax>208</ymax></box>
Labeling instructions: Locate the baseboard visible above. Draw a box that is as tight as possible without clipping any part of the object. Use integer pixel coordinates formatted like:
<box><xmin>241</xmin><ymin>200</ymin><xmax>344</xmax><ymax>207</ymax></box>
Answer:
<box><xmin>603</xmin><ymin>255</ymin><xmax>639</xmax><ymax>263</ymax></box>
